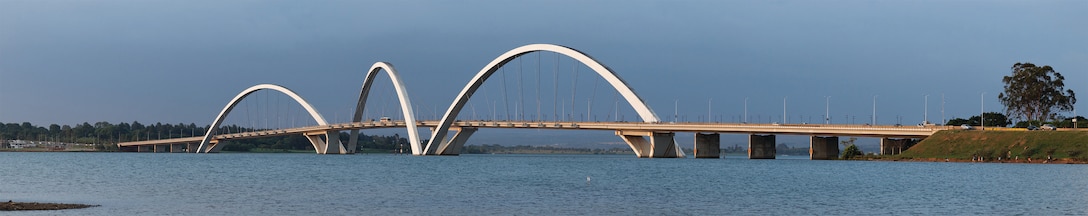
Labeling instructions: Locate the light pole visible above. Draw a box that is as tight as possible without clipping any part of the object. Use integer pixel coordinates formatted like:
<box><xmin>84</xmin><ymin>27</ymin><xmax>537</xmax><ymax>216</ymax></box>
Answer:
<box><xmin>825</xmin><ymin>96</ymin><xmax>831</xmax><ymax>124</ymax></box>
<box><xmin>872</xmin><ymin>95</ymin><xmax>878</xmax><ymax>125</ymax></box>
<box><xmin>708</xmin><ymin>98</ymin><xmax>713</xmax><ymax>123</ymax></box>
<box><xmin>674</xmin><ymin>99</ymin><xmax>679</xmax><ymax>123</ymax></box>
<box><xmin>924</xmin><ymin>94</ymin><xmax>929</xmax><ymax>125</ymax></box>
<box><xmin>783</xmin><ymin>96</ymin><xmax>788</xmax><ymax>124</ymax></box>
<box><xmin>744</xmin><ymin>97</ymin><xmax>748</xmax><ymax>123</ymax></box>
<box><xmin>981</xmin><ymin>92</ymin><xmax>985</xmax><ymax>130</ymax></box>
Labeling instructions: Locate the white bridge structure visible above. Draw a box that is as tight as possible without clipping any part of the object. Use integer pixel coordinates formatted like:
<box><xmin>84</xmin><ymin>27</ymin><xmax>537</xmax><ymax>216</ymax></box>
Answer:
<box><xmin>118</xmin><ymin>44</ymin><xmax>952</xmax><ymax>159</ymax></box>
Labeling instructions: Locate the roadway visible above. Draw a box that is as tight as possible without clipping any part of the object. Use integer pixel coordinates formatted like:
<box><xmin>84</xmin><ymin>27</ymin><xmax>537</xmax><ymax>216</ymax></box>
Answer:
<box><xmin>118</xmin><ymin>120</ymin><xmax>954</xmax><ymax>148</ymax></box>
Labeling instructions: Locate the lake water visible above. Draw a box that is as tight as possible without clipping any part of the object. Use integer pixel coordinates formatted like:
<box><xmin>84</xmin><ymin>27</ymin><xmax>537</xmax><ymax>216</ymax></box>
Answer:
<box><xmin>1</xmin><ymin>152</ymin><xmax>1086</xmax><ymax>215</ymax></box>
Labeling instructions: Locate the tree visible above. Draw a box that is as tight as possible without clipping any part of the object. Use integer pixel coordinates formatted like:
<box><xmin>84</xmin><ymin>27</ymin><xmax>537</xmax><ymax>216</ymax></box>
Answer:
<box><xmin>841</xmin><ymin>145</ymin><xmax>862</xmax><ymax>159</ymax></box>
<box><xmin>946</xmin><ymin>118</ymin><xmax>970</xmax><ymax>126</ymax></box>
<box><xmin>839</xmin><ymin>137</ymin><xmax>862</xmax><ymax>159</ymax></box>
<box><xmin>973</xmin><ymin>112</ymin><xmax>1011</xmax><ymax>127</ymax></box>
<box><xmin>998</xmin><ymin>62</ymin><xmax>1076</xmax><ymax>124</ymax></box>
<box><xmin>945</xmin><ymin>112</ymin><xmax>1010</xmax><ymax>127</ymax></box>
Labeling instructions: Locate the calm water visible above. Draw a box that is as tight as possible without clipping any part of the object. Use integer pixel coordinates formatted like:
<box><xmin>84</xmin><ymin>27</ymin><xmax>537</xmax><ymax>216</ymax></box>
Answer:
<box><xmin>1</xmin><ymin>152</ymin><xmax>1086</xmax><ymax>215</ymax></box>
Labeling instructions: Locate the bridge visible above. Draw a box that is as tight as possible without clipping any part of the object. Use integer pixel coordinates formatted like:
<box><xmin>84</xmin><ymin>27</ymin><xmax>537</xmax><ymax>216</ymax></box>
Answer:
<box><xmin>118</xmin><ymin>44</ymin><xmax>955</xmax><ymax>159</ymax></box>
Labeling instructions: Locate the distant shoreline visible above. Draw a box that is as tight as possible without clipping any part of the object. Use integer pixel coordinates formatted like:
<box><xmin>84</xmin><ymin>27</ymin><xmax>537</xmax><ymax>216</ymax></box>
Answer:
<box><xmin>876</xmin><ymin>157</ymin><xmax>1086</xmax><ymax>164</ymax></box>
<box><xmin>1</xmin><ymin>201</ymin><xmax>98</xmax><ymax>211</ymax></box>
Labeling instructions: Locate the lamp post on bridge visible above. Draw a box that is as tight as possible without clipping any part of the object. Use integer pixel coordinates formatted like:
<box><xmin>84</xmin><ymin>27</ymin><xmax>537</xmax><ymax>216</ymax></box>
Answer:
<box><xmin>872</xmin><ymin>95</ymin><xmax>878</xmax><ymax>125</ymax></box>
<box><xmin>783</xmin><ymin>96</ymin><xmax>788</xmax><ymax>124</ymax></box>
<box><xmin>981</xmin><ymin>92</ymin><xmax>985</xmax><ymax>130</ymax></box>
<box><xmin>825</xmin><ymin>96</ymin><xmax>830</xmax><ymax>124</ymax></box>
<box><xmin>674</xmin><ymin>99</ymin><xmax>679</xmax><ymax>123</ymax></box>
<box><xmin>924</xmin><ymin>94</ymin><xmax>929</xmax><ymax>125</ymax></box>
<box><xmin>708</xmin><ymin>98</ymin><xmax>713</xmax><ymax>123</ymax></box>
<box><xmin>744</xmin><ymin>97</ymin><xmax>748</xmax><ymax>123</ymax></box>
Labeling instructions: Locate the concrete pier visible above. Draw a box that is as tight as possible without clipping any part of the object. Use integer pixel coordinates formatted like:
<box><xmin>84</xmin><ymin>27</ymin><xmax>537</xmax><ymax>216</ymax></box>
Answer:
<box><xmin>694</xmin><ymin>133</ymin><xmax>720</xmax><ymax>158</ymax></box>
<box><xmin>748</xmin><ymin>134</ymin><xmax>776</xmax><ymax>159</ymax></box>
<box><xmin>300</xmin><ymin>130</ymin><xmax>345</xmax><ymax>154</ymax></box>
<box><xmin>880</xmin><ymin>138</ymin><xmax>917</xmax><ymax>155</ymax></box>
<box><xmin>170</xmin><ymin>144</ymin><xmax>184</xmax><ymax>153</ymax></box>
<box><xmin>809</xmin><ymin>136</ymin><xmax>839</xmax><ymax>160</ymax></box>
<box><xmin>617</xmin><ymin>131</ymin><xmax>682</xmax><ymax>158</ymax></box>
<box><xmin>439</xmin><ymin>127</ymin><xmax>478</xmax><ymax>155</ymax></box>
<box><xmin>153</xmin><ymin>144</ymin><xmax>167</xmax><ymax>153</ymax></box>
<box><xmin>648</xmin><ymin>132</ymin><xmax>677</xmax><ymax>157</ymax></box>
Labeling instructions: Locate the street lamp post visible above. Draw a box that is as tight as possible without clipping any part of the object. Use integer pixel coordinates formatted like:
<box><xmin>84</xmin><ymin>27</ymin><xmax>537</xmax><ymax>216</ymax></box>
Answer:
<box><xmin>872</xmin><ymin>95</ymin><xmax>878</xmax><ymax>125</ymax></box>
<box><xmin>825</xmin><ymin>96</ymin><xmax>831</xmax><ymax>124</ymax></box>
<box><xmin>783</xmin><ymin>96</ymin><xmax>788</xmax><ymax>124</ymax></box>
<box><xmin>708</xmin><ymin>98</ymin><xmax>713</xmax><ymax>123</ymax></box>
<box><xmin>674</xmin><ymin>99</ymin><xmax>678</xmax><ymax>123</ymax></box>
<box><xmin>924</xmin><ymin>94</ymin><xmax>929</xmax><ymax>125</ymax></box>
<box><xmin>981</xmin><ymin>92</ymin><xmax>985</xmax><ymax>130</ymax></box>
<box><xmin>744</xmin><ymin>97</ymin><xmax>748</xmax><ymax>123</ymax></box>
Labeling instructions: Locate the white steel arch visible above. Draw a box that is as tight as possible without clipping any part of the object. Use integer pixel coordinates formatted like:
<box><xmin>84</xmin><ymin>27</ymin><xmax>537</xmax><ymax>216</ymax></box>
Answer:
<box><xmin>196</xmin><ymin>84</ymin><xmax>331</xmax><ymax>153</ymax></box>
<box><xmin>424</xmin><ymin>44</ymin><xmax>661</xmax><ymax>154</ymax></box>
<box><xmin>347</xmin><ymin>62</ymin><xmax>422</xmax><ymax>155</ymax></box>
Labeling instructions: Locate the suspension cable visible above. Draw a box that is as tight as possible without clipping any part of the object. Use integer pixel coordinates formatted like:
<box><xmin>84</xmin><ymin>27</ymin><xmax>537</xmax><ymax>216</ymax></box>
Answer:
<box><xmin>245</xmin><ymin>91</ymin><xmax>251</xmax><ymax>132</ymax></box>
<box><xmin>553</xmin><ymin>52</ymin><xmax>559</xmax><ymax>121</ymax></box>
<box><xmin>536</xmin><ymin>52</ymin><xmax>541</xmax><ymax>122</ymax></box>
<box><xmin>264</xmin><ymin>90</ymin><xmax>270</xmax><ymax>130</ymax></box>
<box><xmin>501</xmin><ymin>66</ymin><xmax>510</xmax><ymax>120</ymax></box>
<box><xmin>572</xmin><ymin>56</ymin><xmax>580</xmax><ymax>121</ymax></box>
<box><xmin>274</xmin><ymin>90</ymin><xmax>279</xmax><ymax>129</ymax></box>
<box><xmin>518</xmin><ymin>57</ymin><xmax>524</xmax><ymax>121</ymax></box>
<box><xmin>589</xmin><ymin>67</ymin><xmax>597</xmax><ymax>121</ymax></box>
<box><xmin>483</xmin><ymin>80</ymin><xmax>493</xmax><ymax>121</ymax></box>
<box><xmin>612</xmin><ymin>91</ymin><xmax>619</xmax><ymax>121</ymax></box>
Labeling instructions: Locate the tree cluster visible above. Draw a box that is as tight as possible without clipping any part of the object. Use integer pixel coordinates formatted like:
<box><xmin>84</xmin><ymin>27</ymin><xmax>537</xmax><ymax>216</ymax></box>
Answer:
<box><xmin>1</xmin><ymin>121</ymin><xmax>409</xmax><ymax>152</ymax></box>
<box><xmin>999</xmin><ymin>62</ymin><xmax>1076</xmax><ymax>124</ymax></box>
<box><xmin>1</xmin><ymin>121</ymin><xmax>206</xmax><ymax>148</ymax></box>
<box><xmin>839</xmin><ymin>137</ymin><xmax>863</xmax><ymax>159</ymax></box>
<box><xmin>945</xmin><ymin>112</ymin><xmax>1012</xmax><ymax>127</ymax></box>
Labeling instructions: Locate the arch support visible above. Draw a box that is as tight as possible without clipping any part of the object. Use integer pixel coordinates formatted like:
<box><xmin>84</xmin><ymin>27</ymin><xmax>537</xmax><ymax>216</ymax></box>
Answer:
<box><xmin>195</xmin><ymin>84</ymin><xmax>345</xmax><ymax>154</ymax></box>
<box><xmin>616</xmin><ymin>130</ymin><xmax>685</xmax><ymax>158</ymax></box>
<box><xmin>347</xmin><ymin>62</ymin><xmax>422</xmax><ymax>155</ymax></box>
<box><xmin>423</xmin><ymin>44</ymin><xmax>665</xmax><ymax>156</ymax></box>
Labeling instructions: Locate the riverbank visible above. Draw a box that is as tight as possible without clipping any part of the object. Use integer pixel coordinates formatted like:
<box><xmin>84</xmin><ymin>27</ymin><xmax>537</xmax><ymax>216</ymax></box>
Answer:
<box><xmin>1</xmin><ymin>201</ymin><xmax>98</xmax><ymax>211</ymax></box>
<box><xmin>893</xmin><ymin>130</ymin><xmax>1088</xmax><ymax>163</ymax></box>
<box><xmin>884</xmin><ymin>157</ymin><xmax>1086</xmax><ymax>164</ymax></box>
<box><xmin>0</xmin><ymin>148</ymin><xmax>98</xmax><ymax>152</ymax></box>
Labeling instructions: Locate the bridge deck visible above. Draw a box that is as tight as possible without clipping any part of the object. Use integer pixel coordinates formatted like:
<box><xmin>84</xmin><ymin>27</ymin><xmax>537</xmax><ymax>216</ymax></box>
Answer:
<box><xmin>117</xmin><ymin>120</ymin><xmax>954</xmax><ymax>147</ymax></box>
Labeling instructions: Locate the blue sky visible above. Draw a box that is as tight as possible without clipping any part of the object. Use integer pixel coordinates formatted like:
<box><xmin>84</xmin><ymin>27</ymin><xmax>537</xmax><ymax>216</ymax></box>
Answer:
<box><xmin>2</xmin><ymin>0</ymin><xmax>1086</xmax><ymax>128</ymax></box>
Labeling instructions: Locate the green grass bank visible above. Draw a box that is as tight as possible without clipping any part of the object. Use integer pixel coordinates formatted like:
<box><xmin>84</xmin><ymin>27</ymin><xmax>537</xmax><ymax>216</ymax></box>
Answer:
<box><xmin>899</xmin><ymin>130</ymin><xmax>1088</xmax><ymax>161</ymax></box>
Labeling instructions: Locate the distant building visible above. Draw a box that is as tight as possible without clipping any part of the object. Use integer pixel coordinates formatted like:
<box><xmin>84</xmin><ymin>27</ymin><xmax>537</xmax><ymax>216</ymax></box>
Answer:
<box><xmin>8</xmin><ymin>140</ymin><xmax>37</xmax><ymax>149</ymax></box>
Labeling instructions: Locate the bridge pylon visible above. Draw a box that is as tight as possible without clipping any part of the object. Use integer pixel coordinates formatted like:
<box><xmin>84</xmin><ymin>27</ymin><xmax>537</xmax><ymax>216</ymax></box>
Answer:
<box><xmin>426</xmin><ymin>127</ymin><xmax>478</xmax><ymax>155</ymax></box>
<box><xmin>305</xmin><ymin>130</ymin><xmax>347</xmax><ymax>154</ymax></box>
<box><xmin>615</xmin><ymin>130</ymin><xmax>685</xmax><ymax>158</ymax></box>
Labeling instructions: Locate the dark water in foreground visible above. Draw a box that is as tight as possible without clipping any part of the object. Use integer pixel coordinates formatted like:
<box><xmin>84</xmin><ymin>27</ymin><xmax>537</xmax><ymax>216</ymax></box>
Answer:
<box><xmin>1</xmin><ymin>152</ymin><xmax>1086</xmax><ymax>215</ymax></box>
